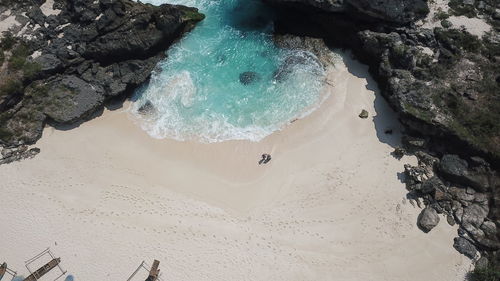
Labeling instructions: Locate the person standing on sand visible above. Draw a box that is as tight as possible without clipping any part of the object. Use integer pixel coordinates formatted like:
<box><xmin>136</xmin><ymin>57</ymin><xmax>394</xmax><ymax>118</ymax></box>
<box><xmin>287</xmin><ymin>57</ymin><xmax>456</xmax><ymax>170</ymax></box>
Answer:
<box><xmin>259</xmin><ymin>154</ymin><xmax>272</xmax><ymax>165</ymax></box>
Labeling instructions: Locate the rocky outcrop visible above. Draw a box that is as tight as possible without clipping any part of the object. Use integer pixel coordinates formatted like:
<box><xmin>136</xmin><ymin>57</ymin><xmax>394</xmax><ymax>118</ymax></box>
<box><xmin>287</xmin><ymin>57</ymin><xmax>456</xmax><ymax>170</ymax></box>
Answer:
<box><xmin>0</xmin><ymin>0</ymin><xmax>204</xmax><ymax>147</ymax></box>
<box><xmin>263</xmin><ymin>0</ymin><xmax>500</xmax><ymax>268</ymax></box>
<box><xmin>264</xmin><ymin>0</ymin><xmax>428</xmax><ymax>24</ymax></box>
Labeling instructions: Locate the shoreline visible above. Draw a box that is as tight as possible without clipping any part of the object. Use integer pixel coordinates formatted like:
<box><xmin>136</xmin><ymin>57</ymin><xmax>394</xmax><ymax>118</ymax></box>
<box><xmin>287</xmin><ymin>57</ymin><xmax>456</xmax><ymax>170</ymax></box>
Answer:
<box><xmin>0</xmin><ymin>51</ymin><xmax>472</xmax><ymax>280</ymax></box>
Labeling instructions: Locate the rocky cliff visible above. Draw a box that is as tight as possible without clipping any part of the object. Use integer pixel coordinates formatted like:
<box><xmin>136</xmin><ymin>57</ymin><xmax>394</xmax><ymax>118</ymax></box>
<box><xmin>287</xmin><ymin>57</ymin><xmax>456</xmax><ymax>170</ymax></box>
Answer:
<box><xmin>265</xmin><ymin>0</ymin><xmax>500</xmax><ymax>271</ymax></box>
<box><xmin>0</xmin><ymin>0</ymin><xmax>204</xmax><ymax>157</ymax></box>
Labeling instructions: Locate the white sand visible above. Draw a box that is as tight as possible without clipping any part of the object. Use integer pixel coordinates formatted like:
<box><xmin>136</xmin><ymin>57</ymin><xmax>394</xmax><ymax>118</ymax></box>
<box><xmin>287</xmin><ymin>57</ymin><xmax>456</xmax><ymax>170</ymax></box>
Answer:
<box><xmin>0</xmin><ymin>52</ymin><xmax>471</xmax><ymax>281</ymax></box>
<box><xmin>418</xmin><ymin>0</ymin><xmax>491</xmax><ymax>37</ymax></box>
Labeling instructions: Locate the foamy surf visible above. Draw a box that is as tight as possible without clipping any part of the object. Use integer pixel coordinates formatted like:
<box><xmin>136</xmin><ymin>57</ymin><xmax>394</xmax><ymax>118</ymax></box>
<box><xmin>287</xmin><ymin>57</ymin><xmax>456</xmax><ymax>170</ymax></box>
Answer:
<box><xmin>131</xmin><ymin>0</ymin><xmax>328</xmax><ymax>143</ymax></box>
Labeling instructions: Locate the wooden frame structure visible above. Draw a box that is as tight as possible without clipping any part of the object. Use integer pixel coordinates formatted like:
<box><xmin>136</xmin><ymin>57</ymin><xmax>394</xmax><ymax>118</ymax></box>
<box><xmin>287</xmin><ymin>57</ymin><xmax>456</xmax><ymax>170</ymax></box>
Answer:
<box><xmin>127</xmin><ymin>260</ymin><xmax>164</xmax><ymax>281</ymax></box>
<box><xmin>0</xmin><ymin>263</ymin><xmax>17</xmax><ymax>281</ymax></box>
<box><xmin>24</xmin><ymin>248</ymin><xmax>66</xmax><ymax>281</ymax></box>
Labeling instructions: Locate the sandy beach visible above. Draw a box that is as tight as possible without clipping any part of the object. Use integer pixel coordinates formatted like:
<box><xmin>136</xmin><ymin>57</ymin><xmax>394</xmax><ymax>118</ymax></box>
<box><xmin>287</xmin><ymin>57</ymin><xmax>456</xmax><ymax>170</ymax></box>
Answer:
<box><xmin>0</xmin><ymin>52</ymin><xmax>471</xmax><ymax>281</ymax></box>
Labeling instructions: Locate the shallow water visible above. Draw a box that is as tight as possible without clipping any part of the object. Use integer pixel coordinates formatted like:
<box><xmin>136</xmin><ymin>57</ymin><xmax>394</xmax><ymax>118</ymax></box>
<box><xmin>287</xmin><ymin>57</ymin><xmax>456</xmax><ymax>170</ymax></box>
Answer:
<box><xmin>132</xmin><ymin>0</ymin><xmax>326</xmax><ymax>142</ymax></box>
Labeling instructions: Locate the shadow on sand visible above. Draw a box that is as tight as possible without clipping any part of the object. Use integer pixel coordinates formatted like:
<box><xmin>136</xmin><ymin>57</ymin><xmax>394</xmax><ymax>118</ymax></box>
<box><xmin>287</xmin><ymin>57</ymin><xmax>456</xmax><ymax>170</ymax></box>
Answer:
<box><xmin>339</xmin><ymin>50</ymin><xmax>403</xmax><ymax>150</ymax></box>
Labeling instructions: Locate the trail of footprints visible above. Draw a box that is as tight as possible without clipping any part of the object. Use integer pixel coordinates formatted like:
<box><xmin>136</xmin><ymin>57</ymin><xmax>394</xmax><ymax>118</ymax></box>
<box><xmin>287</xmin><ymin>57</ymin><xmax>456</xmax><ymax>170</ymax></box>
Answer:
<box><xmin>1</xmin><ymin>155</ymin><xmax>416</xmax><ymax>279</ymax></box>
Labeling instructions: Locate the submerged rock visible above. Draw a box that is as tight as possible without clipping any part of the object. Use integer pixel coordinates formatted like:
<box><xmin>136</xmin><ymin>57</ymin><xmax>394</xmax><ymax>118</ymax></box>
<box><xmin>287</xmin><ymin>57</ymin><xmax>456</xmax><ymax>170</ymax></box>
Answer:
<box><xmin>239</xmin><ymin>71</ymin><xmax>261</xmax><ymax>85</ymax></box>
<box><xmin>138</xmin><ymin>101</ymin><xmax>155</xmax><ymax>115</ymax></box>
<box><xmin>273</xmin><ymin>51</ymin><xmax>321</xmax><ymax>82</ymax></box>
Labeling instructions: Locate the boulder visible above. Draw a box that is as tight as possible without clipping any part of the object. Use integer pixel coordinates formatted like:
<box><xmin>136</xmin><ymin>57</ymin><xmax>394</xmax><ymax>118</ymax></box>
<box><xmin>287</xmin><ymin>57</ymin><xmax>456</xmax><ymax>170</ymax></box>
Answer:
<box><xmin>358</xmin><ymin>109</ymin><xmax>369</xmax><ymax>119</ymax></box>
<box><xmin>462</xmin><ymin>203</ymin><xmax>489</xmax><ymax>228</ymax></box>
<box><xmin>417</xmin><ymin>207</ymin><xmax>440</xmax><ymax>232</ymax></box>
<box><xmin>446</xmin><ymin>215</ymin><xmax>456</xmax><ymax>226</ymax></box>
<box><xmin>453</xmin><ymin>237</ymin><xmax>477</xmax><ymax>259</ymax></box>
<box><xmin>480</xmin><ymin>221</ymin><xmax>497</xmax><ymax>238</ymax></box>
<box><xmin>393</xmin><ymin>147</ymin><xmax>405</xmax><ymax>159</ymax></box>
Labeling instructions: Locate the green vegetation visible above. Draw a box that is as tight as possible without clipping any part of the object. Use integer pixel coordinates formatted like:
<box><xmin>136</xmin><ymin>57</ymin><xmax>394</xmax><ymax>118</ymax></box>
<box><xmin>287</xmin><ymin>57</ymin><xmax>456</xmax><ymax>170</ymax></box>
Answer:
<box><xmin>0</xmin><ymin>79</ymin><xmax>23</xmax><ymax>98</ymax></box>
<box><xmin>416</xmin><ymin>4</ymin><xmax>430</xmax><ymax>17</ymax></box>
<box><xmin>404</xmin><ymin>103</ymin><xmax>435</xmax><ymax>123</ymax></box>
<box><xmin>0</xmin><ymin>32</ymin><xmax>16</xmax><ymax>50</ymax></box>
<box><xmin>182</xmin><ymin>9</ymin><xmax>205</xmax><ymax>22</ymax></box>
<box><xmin>435</xmin><ymin>28</ymin><xmax>482</xmax><ymax>54</ymax></box>
<box><xmin>469</xmin><ymin>263</ymin><xmax>500</xmax><ymax>281</ymax></box>
<box><xmin>7</xmin><ymin>42</ymin><xmax>41</xmax><ymax>81</ymax></box>
<box><xmin>0</xmin><ymin>112</ymin><xmax>14</xmax><ymax>141</ymax></box>
<box><xmin>448</xmin><ymin>0</ymin><xmax>477</xmax><ymax>18</ymax></box>
<box><xmin>435</xmin><ymin>10</ymin><xmax>450</xmax><ymax>21</ymax></box>
<box><xmin>441</xmin><ymin>19</ymin><xmax>452</xmax><ymax>28</ymax></box>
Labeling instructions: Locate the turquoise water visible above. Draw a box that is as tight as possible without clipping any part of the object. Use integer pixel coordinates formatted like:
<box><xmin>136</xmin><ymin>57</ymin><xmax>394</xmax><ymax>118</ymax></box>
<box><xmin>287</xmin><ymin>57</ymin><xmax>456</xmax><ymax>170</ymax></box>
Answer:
<box><xmin>132</xmin><ymin>0</ymin><xmax>326</xmax><ymax>142</ymax></box>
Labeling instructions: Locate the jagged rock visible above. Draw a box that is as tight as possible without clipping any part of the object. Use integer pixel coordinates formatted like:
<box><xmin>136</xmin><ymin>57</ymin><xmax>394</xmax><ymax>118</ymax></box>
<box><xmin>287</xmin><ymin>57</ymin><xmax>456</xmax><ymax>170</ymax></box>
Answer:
<box><xmin>462</xmin><ymin>203</ymin><xmax>489</xmax><ymax>228</ymax></box>
<box><xmin>454</xmin><ymin>207</ymin><xmax>464</xmax><ymax>224</ymax></box>
<box><xmin>393</xmin><ymin>147</ymin><xmax>405</xmax><ymax>159</ymax></box>
<box><xmin>463</xmin><ymin>223</ymin><xmax>486</xmax><ymax>243</ymax></box>
<box><xmin>475</xmin><ymin>256</ymin><xmax>489</xmax><ymax>270</ymax></box>
<box><xmin>0</xmin><ymin>0</ymin><xmax>205</xmax><ymax>147</ymax></box>
<box><xmin>453</xmin><ymin>237</ymin><xmax>477</xmax><ymax>259</ymax></box>
<box><xmin>449</xmin><ymin>186</ymin><xmax>476</xmax><ymax>205</ymax></box>
<box><xmin>264</xmin><ymin>0</ymin><xmax>428</xmax><ymax>24</ymax></box>
<box><xmin>403</xmin><ymin>164</ymin><xmax>432</xmax><ymax>190</ymax></box>
<box><xmin>34</xmin><ymin>53</ymin><xmax>63</xmax><ymax>74</ymax></box>
<box><xmin>414</xmin><ymin>151</ymin><xmax>439</xmax><ymax>167</ymax></box>
<box><xmin>480</xmin><ymin>221</ymin><xmax>497</xmax><ymax>239</ymax></box>
<box><xmin>420</xmin><ymin>176</ymin><xmax>444</xmax><ymax>195</ymax></box>
<box><xmin>438</xmin><ymin>155</ymin><xmax>490</xmax><ymax>192</ymax></box>
<box><xmin>474</xmin><ymin>192</ymin><xmax>489</xmax><ymax>204</ymax></box>
<box><xmin>42</xmin><ymin>75</ymin><xmax>105</xmax><ymax>124</ymax></box>
<box><xmin>0</xmin><ymin>146</ymin><xmax>40</xmax><ymax>165</ymax></box>
<box><xmin>402</xmin><ymin>136</ymin><xmax>426</xmax><ymax>150</ymax></box>
<box><xmin>1</xmin><ymin>148</ymin><xmax>14</xmax><ymax>159</ymax></box>
<box><xmin>417</xmin><ymin>207</ymin><xmax>440</xmax><ymax>232</ymax></box>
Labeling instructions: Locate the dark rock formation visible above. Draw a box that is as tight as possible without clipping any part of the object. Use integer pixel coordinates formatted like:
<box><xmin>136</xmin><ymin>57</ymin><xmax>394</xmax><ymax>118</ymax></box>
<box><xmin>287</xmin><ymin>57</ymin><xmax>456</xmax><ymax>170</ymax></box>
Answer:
<box><xmin>264</xmin><ymin>0</ymin><xmax>500</xmax><ymax>267</ymax></box>
<box><xmin>264</xmin><ymin>0</ymin><xmax>428</xmax><ymax>24</ymax></box>
<box><xmin>266</xmin><ymin>0</ymin><xmax>500</xmax><ymax>163</ymax></box>
<box><xmin>439</xmin><ymin>154</ymin><xmax>492</xmax><ymax>192</ymax></box>
<box><xmin>0</xmin><ymin>0</ymin><xmax>204</xmax><ymax>148</ymax></box>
